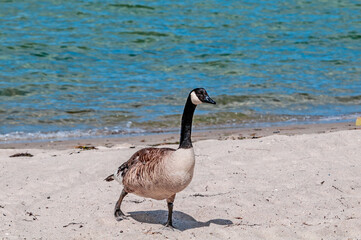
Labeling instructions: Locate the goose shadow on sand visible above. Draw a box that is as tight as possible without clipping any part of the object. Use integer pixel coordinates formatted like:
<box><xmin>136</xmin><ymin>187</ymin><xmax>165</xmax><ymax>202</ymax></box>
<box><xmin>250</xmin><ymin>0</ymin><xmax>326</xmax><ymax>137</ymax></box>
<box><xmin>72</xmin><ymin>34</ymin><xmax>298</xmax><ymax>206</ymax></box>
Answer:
<box><xmin>128</xmin><ymin>210</ymin><xmax>233</xmax><ymax>231</ymax></box>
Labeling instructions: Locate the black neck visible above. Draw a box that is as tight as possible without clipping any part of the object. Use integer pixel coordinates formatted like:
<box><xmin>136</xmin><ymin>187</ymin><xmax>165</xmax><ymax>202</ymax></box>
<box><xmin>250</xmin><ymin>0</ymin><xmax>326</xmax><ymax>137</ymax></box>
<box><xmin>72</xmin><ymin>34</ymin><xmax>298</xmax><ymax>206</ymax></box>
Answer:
<box><xmin>179</xmin><ymin>95</ymin><xmax>196</xmax><ymax>149</ymax></box>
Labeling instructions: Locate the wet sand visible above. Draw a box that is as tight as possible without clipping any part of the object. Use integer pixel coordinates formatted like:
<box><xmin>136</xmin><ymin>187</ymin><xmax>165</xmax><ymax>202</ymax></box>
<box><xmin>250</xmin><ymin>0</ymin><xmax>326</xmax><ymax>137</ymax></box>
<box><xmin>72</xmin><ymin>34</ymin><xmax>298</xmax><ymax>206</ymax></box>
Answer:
<box><xmin>1</xmin><ymin>121</ymin><xmax>359</xmax><ymax>150</ymax></box>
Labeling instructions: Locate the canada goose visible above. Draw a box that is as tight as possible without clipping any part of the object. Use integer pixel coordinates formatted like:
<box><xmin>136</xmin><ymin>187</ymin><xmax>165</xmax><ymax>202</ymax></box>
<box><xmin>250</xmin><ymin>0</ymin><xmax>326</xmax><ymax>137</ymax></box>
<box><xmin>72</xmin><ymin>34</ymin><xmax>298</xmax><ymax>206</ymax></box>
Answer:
<box><xmin>105</xmin><ymin>88</ymin><xmax>216</xmax><ymax>228</ymax></box>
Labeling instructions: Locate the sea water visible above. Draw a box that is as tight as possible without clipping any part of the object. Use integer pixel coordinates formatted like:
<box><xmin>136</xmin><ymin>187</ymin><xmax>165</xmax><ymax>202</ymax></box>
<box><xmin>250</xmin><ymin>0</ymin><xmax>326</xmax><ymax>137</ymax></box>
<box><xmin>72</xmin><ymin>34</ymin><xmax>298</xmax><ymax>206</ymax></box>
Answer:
<box><xmin>1</xmin><ymin>0</ymin><xmax>360</xmax><ymax>142</ymax></box>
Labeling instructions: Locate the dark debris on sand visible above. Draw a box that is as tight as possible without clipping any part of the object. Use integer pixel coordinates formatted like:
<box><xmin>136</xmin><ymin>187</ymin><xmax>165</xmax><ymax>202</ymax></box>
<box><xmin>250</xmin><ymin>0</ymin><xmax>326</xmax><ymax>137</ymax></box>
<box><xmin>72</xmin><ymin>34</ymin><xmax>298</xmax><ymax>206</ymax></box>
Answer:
<box><xmin>9</xmin><ymin>152</ymin><xmax>34</xmax><ymax>158</ymax></box>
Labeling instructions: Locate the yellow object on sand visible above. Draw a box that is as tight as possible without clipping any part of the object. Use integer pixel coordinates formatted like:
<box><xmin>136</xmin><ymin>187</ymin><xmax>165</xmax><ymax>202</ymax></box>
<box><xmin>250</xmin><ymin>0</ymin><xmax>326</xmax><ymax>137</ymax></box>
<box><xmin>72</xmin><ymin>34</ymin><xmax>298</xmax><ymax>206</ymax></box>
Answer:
<box><xmin>356</xmin><ymin>117</ymin><xmax>361</xmax><ymax>126</ymax></box>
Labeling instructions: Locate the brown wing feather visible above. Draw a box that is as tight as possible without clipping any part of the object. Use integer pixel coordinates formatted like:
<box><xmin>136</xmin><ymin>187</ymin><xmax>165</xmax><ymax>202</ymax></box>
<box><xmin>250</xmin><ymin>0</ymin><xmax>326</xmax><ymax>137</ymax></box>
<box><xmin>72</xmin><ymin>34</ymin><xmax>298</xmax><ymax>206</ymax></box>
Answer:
<box><xmin>117</xmin><ymin>147</ymin><xmax>175</xmax><ymax>178</ymax></box>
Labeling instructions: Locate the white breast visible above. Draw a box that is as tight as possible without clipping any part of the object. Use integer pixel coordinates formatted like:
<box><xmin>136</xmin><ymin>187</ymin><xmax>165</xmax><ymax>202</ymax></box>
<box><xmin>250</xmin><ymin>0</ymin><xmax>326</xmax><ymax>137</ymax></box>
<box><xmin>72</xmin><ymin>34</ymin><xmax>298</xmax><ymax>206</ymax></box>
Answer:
<box><xmin>165</xmin><ymin>148</ymin><xmax>195</xmax><ymax>191</ymax></box>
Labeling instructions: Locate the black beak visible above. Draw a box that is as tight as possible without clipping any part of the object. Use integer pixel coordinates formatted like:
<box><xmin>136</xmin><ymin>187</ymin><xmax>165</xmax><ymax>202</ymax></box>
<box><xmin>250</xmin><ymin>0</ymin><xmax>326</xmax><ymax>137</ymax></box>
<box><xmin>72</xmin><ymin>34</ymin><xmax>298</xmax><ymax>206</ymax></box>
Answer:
<box><xmin>203</xmin><ymin>95</ymin><xmax>216</xmax><ymax>104</ymax></box>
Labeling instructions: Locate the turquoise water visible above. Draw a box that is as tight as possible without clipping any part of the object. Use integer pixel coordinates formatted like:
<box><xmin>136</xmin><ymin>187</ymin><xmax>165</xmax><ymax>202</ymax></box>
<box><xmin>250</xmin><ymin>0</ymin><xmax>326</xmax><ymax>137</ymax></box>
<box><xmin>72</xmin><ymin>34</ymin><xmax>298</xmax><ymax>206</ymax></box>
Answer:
<box><xmin>1</xmin><ymin>0</ymin><xmax>361</xmax><ymax>142</ymax></box>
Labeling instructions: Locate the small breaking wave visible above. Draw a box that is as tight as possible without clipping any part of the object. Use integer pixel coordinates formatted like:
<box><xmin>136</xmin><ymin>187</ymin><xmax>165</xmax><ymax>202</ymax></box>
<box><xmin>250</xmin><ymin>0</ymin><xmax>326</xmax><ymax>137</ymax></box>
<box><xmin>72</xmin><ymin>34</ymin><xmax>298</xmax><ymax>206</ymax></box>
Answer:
<box><xmin>0</xmin><ymin>125</ymin><xmax>145</xmax><ymax>143</ymax></box>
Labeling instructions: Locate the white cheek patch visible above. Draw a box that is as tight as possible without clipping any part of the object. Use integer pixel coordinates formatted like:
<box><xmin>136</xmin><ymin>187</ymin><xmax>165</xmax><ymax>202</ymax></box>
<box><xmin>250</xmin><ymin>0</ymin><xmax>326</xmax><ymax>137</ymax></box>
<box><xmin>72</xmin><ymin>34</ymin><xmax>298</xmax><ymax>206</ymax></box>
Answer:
<box><xmin>190</xmin><ymin>91</ymin><xmax>202</xmax><ymax>105</ymax></box>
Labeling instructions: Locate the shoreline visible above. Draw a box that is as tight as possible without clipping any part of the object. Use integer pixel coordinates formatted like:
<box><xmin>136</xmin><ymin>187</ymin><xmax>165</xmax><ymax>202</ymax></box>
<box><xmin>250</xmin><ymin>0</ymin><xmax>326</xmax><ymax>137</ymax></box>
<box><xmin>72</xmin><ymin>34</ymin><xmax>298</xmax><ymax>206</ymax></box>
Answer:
<box><xmin>1</xmin><ymin>121</ymin><xmax>359</xmax><ymax>150</ymax></box>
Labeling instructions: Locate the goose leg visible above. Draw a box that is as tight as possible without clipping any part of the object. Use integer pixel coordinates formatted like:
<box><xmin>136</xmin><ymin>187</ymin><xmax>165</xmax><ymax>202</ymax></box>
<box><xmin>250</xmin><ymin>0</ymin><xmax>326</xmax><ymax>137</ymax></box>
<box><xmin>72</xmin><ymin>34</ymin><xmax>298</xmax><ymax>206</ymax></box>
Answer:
<box><xmin>114</xmin><ymin>189</ymin><xmax>128</xmax><ymax>221</ymax></box>
<box><xmin>165</xmin><ymin>194</ymin><xmax>176</xmax><ymax>228</ymax></box>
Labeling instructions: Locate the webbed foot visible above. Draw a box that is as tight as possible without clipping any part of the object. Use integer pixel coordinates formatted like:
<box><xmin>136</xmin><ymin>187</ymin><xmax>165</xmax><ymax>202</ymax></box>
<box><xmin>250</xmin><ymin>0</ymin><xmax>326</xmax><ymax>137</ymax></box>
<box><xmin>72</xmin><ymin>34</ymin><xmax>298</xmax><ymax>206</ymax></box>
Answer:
<box><xmin>114</xmin><ymin>209</ymin><xmax>126</xmax><ymax>221</ymax></box>
<box><xmin>164</xmin><ymin>220</ymin><xmax>174</xmax><ymax>229</ymax></box>
<box><xmin>162</xmin><ymin>223</ymin><xmax>175</xmax><ymax>231</ymax></box>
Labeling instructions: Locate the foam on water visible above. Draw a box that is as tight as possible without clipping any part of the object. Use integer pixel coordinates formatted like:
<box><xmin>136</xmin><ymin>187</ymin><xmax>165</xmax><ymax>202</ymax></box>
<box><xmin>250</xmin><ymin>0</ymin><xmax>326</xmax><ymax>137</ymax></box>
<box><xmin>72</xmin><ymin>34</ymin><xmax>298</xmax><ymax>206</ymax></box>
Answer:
<box><xmin>1</xmin><ymin>113</ymin><xmax>358</xmax><ymax>144</ymax></box>
<box><xmin>0</xmin><ymin>124</ymin><xmax>146</xmax><ymax>143</ymax></box>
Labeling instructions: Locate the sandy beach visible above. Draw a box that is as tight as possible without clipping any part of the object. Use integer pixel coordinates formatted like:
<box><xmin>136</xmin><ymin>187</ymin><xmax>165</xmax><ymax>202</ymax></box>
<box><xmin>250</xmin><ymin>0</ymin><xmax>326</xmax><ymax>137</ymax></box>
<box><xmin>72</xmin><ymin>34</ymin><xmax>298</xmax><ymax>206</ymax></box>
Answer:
<box><xmin>1</xmin><ymin>122</ymin><xmax>361</xmax><ymax>239</ymax></box>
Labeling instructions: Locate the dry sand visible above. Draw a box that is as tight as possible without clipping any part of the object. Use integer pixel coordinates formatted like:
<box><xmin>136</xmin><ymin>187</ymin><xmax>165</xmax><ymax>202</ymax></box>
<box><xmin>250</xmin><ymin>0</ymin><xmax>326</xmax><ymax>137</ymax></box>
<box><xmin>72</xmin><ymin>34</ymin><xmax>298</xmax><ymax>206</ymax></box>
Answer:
<box><xmin>1</xmin><ymin>122</ymin><xmax>361</xmax><ymax>239</ymax></box>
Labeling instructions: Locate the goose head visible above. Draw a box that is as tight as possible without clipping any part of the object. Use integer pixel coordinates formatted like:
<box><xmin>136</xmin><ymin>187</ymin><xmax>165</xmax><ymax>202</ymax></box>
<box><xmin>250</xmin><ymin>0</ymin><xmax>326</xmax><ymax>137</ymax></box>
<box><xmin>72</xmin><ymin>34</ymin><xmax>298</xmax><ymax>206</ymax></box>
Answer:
<box><xmin>190</xmin><ymin>88</ymin><xmax>216</xmax><ymax>105</ymax></box>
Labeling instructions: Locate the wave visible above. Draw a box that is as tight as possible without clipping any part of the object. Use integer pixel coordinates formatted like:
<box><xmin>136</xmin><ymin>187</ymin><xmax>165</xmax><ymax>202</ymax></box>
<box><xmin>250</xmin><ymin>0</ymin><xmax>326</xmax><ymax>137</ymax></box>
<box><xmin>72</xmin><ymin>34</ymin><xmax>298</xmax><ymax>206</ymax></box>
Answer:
<box><xmin>0</xmin><ymin>125</ymin><xmax>145</xmax><ymax>143</ymax></box>
<box><xmin>1</xmin><ymin>112</ymin><xmax>359</xmax><ymax>144</ymax></box>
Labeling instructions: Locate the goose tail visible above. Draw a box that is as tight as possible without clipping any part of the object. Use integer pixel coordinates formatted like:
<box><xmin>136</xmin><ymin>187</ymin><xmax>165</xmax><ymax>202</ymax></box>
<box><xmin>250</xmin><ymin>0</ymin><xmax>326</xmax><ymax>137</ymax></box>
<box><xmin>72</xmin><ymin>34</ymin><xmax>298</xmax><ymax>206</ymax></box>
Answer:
<box><xmin>104</xmin><ymin>174</ymin><xmax>115</xmax><ymax>182</ymax></box>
